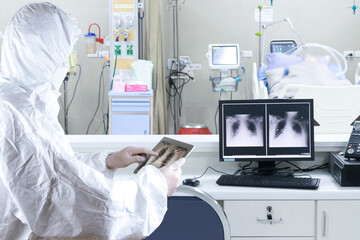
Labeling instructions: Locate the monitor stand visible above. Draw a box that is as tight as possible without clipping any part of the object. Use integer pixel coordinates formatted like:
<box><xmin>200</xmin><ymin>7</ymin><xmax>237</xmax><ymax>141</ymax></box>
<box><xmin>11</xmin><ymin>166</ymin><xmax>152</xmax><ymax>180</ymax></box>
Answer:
<box><xmin>242</xmin><ymin>161</ymin><xmax>294</xmax><ymax>177</ymax></box>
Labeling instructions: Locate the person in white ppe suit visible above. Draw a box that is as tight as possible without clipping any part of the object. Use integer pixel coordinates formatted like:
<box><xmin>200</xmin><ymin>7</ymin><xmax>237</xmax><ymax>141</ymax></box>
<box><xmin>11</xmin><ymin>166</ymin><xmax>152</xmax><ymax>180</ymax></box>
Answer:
<box><xmin>0</xmin><ymin>2</ymin><xmax>185</xmax><ymax>239</ymax></box>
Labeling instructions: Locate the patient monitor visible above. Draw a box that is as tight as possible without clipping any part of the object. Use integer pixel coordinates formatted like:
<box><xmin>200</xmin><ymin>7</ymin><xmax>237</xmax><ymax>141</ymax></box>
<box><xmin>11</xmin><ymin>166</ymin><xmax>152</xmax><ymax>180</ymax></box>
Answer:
<box><xmin>207</xmin><ymin>44</ymin><xmax>240</xmax><ymax>70</ymax></box>
<box><xmin>207</xmin><ymin>44</ymin><xmax>241</xmax><ymax>100</ymax></box>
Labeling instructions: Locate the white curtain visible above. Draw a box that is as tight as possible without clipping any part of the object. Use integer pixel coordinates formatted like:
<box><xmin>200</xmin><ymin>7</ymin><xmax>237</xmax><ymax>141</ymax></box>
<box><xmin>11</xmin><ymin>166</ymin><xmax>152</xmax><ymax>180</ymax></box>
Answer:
<box><xmin>144</xmin><ymin>0</ymin><xmax>168</xmax><ymax>134</ymax></box>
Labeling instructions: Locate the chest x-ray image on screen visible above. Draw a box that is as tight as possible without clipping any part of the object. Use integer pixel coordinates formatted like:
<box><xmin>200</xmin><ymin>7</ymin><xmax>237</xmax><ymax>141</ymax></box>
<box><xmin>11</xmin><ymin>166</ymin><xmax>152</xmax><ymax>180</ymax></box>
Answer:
<box><xmin>268</xmin><ymin>106</ymin><xmax>310</xmax><ymax>148</ymax></box>
<box><xmin>226</xmin><ymin>114</ymin><xmax>264</xmax><ymax>147</ymax></box>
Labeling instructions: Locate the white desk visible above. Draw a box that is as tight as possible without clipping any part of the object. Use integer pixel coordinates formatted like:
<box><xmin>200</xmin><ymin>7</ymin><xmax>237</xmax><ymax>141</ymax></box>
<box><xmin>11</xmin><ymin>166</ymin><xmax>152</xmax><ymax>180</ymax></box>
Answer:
<box><xmin>67</xmin><ymin>134</ymin><xmax>360</xmax><ymax>240</ymax></box>
<box><xmin>180</xmin><ymin>171</ymin><xmax>360</xmax><ymax>201</ymax></box>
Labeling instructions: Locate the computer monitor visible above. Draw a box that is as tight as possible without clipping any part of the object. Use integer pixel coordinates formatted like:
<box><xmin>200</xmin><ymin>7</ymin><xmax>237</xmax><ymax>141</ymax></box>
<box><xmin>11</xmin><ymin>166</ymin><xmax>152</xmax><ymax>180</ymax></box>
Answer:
<box><xmin>219</xmin><ymin>99</ymin><xmax>314</xmax><ymax>174</ymax></box>
<box><xmin>207</xmin><ymin>44</ymin><xmax>240</xmax><ymax>70</ymax></box>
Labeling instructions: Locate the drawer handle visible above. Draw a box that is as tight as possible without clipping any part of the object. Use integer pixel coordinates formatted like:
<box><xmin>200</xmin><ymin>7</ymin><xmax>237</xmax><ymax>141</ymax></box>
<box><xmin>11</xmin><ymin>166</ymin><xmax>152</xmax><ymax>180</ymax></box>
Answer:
<box><xmin>322</xmin><ymin>211</ymin><xmax>327</xmax><ymax>237</ymax></box>
<box><xmin>256</xmin><ymin>217</ymin><xmax>283</xmax><ymax>224</ymax></box>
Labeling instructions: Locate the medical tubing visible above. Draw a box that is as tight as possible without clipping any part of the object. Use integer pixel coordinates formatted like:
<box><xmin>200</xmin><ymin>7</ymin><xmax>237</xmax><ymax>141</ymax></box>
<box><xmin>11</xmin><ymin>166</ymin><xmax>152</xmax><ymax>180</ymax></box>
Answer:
<box><xmin>88</xmin><ymin>23</ymin><xmax>101</xmax><ymax>42</ymax></box>
<box><xmin>293</xmin><ymin>43</ymin><xmax>347</xmax><ymax>77</ymax></box>
<box><xmin>110</xmin><ymin>53</ymin><xmax>118</xmax><ymax>90</ymax></box>
<box><xmin>106</xmin><ymin>105</ymin><xmax>110</xmax><ymax>134</ymax></box>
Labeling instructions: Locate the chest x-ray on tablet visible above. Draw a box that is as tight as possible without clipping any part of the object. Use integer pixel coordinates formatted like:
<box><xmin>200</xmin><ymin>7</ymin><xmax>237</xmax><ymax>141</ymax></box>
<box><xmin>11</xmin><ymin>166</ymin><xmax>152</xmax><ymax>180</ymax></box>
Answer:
<box><xmin>134</xmin><ymin>137</ymin><xmax>194</xmax><ymax>174</ymax></box>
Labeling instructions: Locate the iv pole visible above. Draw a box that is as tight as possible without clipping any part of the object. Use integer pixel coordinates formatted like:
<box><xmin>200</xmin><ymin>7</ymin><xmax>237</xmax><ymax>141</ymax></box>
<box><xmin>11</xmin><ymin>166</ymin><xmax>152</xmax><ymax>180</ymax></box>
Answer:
<box><xmin>168</xmin><ymin>0</ymin><xmax>185</xmax><ymax>134</ymax></box>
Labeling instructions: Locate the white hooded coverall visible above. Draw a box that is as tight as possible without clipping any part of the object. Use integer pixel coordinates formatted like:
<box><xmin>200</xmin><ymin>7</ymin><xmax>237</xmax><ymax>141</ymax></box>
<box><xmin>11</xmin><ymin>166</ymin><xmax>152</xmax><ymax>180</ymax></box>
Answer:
<box><xmin>0</xmin><ymin>3</ymin><xmax>167</xmax><ymax>239</ymax></box>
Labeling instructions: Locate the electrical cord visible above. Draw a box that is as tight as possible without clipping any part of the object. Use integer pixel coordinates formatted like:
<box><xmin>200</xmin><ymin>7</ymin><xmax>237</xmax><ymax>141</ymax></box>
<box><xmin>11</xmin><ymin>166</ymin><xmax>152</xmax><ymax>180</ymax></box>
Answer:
<box><xmin>218</xmin><ymin>161</ymin><xmax>326</xmax><ymax>177</ymax></box>
<box><xmin>86</xmin><ymin>63</ymin><xmax>109</xmax><ymax>134</ymax></box>
<box><xmin>110</xmin><ymin>52</ymin><xmax>118</xmax><ymax>91</ymax></box>
<box><xmin>190</xmin><ymin>161</ymin><xmax>326</xmax><ymax>182</ymax></box>
<box><xmin>193</xmin><ymin>163</ymin><xmax>256</xmax><ymax>181</ymax></box>
<box><xmin>66</xmin><ymin>64</ymin><xmax>82</xmax><ymax>112</ymax></box>
<box><xmin>233</xmin><ymin>162</ymin><xmax>253</xmax><ymax>175</ymax></box>
<box><xmin>214</xmin><ymin>105</ymin><xmax>219</xmax><ymax>134</ymax></box>
<box><xmin>166</xmin><ymin>60</ymin><xmax>193</xmax><ymax>132</ymax></box>
<box><xmin>282</xmin><ymin>161</ymin><xmax>329</xmax><ymax>173</ymax></box>
<box><xmin>194</xmin><ymin>166</ymin><xmax>234</xmax><ymax>180</ymax></box>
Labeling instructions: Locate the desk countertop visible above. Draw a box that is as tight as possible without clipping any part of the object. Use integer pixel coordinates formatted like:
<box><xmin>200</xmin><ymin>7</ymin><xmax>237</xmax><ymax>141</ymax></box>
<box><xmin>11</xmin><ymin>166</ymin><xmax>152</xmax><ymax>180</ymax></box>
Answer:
<box><xmin>178</xmin><ymin>171</ymin><xmax>360</xmax><ymax>201</ymax></box>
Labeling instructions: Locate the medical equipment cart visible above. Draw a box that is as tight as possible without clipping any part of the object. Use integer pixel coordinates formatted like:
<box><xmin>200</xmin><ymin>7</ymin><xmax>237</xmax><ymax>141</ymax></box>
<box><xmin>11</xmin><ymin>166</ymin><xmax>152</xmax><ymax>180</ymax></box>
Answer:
<box><xmin>108</xmin><ymin>90</ymin><xmax>153</xmax><ymax>135</ymax></box>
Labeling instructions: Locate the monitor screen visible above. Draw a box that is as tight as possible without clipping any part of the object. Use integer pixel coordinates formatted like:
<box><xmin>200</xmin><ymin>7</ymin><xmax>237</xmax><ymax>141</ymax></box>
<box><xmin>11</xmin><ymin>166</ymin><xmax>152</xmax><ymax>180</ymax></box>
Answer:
<box><xmin>208</xmin><ymin>44</ymin><xmax>240</xmax><ymax>69</ymax></box>
<box><xmin>219</xmin><ymin>99</ymin><xmax>314</xmax><ymax>162</ymax></box>
<box><xmin>270</xmin><ymin>40</ymin><xmax>297</xmax><ymax>54</ymax></box>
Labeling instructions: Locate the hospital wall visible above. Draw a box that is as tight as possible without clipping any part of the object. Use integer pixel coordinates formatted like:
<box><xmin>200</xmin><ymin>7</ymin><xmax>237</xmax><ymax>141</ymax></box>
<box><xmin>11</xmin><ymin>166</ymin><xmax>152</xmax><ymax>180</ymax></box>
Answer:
<box><xmin>162</xmin><ymin>0</ymin><xmax>360</xmax><ymax>134</ymax></box>
<box><xmin>0</xmin><ymin>0</ymin><xmax>359</xmax><ymax>135</ymax></box>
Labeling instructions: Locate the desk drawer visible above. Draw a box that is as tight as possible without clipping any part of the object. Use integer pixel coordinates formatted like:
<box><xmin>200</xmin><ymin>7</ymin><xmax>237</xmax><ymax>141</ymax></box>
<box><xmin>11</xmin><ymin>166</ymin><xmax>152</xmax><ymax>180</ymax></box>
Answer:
<box><xmin>224</xmin><ymin>200</ymin><xmax>315</xmax><ymax>237</ymax></box>
<box><xmin>111</xmin><ymin>98</ymin><xmax>151</xmax><ymax>112</ymax></box>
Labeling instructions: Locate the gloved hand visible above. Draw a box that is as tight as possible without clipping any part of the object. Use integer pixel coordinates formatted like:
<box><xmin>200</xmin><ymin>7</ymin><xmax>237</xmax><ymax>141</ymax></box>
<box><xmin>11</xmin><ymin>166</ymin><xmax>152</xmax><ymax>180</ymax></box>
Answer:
<box><xmin>160</xmin><ymin>158</ymin><xmax>186</xmax><ymax>196</ymax></box>
<box><xmin>106</xmin><ymin>147</ymin><xmax>158</xmax><ymax>169</ymax></box>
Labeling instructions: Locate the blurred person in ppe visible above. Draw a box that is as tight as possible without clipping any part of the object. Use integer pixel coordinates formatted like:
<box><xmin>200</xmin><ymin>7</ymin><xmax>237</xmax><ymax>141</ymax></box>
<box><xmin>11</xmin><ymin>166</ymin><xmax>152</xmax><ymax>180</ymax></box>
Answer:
<box><xmin>0</xmin><ymin>2</ymin><xmax>185</xmax><ymax>239</ymax></box>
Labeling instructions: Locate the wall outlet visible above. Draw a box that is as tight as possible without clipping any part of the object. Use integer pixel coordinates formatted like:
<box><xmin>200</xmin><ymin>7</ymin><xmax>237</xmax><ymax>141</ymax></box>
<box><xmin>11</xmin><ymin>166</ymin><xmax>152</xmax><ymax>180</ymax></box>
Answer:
<box><xmin>344</xmin><ymin>51</ymin><xmax>354</xmax><ymax>58</ymax></box>
<box><xmin>240</xmin><ymin>50</ymin><xmax>253</xmax><ymax>58</ymax></box>
<box><xmin>355</xmin><ymin>51</ymin><xmax>360</xmax><ymax>57</ymax></box>
<box><xmin>189</xmin><ymin>64</ymin><xmax>202</xmax><ymax>70</ymax></box>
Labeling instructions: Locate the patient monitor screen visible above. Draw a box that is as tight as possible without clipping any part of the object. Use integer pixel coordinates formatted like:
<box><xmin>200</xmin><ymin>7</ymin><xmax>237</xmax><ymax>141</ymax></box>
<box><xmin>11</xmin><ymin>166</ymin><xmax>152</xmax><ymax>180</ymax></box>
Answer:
<box><xmin>219</xmin><ymin>99</ymin><xmax>314</xmax><ymax>161</ymax></box>
<box><xmin>212</xmin><ymin>45</ymin><xmax>239</xmax><ymax>66</ymax></box>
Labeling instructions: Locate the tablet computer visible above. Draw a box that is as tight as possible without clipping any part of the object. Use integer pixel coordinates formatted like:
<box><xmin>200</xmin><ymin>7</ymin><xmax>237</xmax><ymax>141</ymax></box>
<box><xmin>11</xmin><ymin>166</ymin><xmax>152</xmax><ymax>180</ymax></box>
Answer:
<box><xmin>133</xmin><ymin>137</ymin><xmax>195</xmax><ymax>174</ymax></box>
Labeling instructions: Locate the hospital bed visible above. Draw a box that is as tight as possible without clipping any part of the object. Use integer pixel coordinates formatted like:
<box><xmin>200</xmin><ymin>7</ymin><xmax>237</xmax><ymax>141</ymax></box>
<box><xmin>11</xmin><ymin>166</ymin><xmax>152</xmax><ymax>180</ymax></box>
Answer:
<box><xmin>252</xmin><ymin>43</ymin><xmax>360</xmax><ymax>134</ymax></box>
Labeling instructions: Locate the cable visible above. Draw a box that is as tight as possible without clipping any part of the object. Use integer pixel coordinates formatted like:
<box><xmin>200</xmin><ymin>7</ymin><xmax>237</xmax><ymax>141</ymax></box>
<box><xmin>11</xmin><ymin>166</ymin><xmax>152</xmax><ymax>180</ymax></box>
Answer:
<box><xmin>282</xmin><ymin>161</ymin><xmax>329</xmax><ymax>173</ymax></box>
<box><xmin>234</xmin><ymin>162</ymin><xmax>253</xmax><ymax>175</ymax></box>
<box><xmin>86</xmin><ymin>63</ymin><xmax>108</xmax><ymax>134</ymax></box>
<box><xmin>110</xmin><ymin>52</ymin><xmax>118</xmax><ymax>91</ymax></box>
<box><xmin>214</xmin><ymin>105</ymin><xmax>219</xmax><ymax>134</ymax></box>
<box><xmin>166</xmin><ymin>60</ymin><xmax>193</xmax><ymax>132</ymax></box>
<box><xmin>66</xmin><ymin>64</ymin><xmax>82</xmax><ymax>112</ymax></box>
<box><xmin>194</xmin><ymin>166</ymin><xmax>234</xmax><ymax>180</ymax></box>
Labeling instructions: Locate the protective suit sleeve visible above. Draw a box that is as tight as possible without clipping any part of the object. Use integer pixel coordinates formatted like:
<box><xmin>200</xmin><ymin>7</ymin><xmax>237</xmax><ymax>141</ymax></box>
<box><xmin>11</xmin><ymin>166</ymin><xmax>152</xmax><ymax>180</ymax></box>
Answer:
<box><xmin>74</xmin><ymin>151</ymin><xmax>115</xmax><ymax>178</ymax></box>
<box><xmin>108</xmin><ymin>165</ymin><xmax>168</xmax><ymax>239</ymax></box>
<box><xmin>0</xmin><ymin>104</ymin><xmax>168</xmax><ymax>239</ymax></box>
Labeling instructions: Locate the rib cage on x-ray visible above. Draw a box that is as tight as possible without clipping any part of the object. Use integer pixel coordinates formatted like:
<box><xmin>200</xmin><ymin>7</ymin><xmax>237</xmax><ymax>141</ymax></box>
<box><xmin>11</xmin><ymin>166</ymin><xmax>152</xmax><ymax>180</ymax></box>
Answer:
<box><xmin>269</xmin><ymin>111</ymin><xmax>309</xmax><ymax>148</ymax></box>
<box><xmin>147</xmin><ymin>142</ymin><xmax>187</xmax><ymax>168</ymax></box>
<box><xmin>226</xmin><ymin>114</ymin><xmax>264</xmax><ymax>147</ymax></box>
